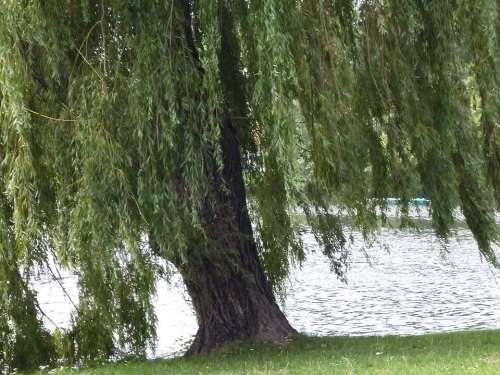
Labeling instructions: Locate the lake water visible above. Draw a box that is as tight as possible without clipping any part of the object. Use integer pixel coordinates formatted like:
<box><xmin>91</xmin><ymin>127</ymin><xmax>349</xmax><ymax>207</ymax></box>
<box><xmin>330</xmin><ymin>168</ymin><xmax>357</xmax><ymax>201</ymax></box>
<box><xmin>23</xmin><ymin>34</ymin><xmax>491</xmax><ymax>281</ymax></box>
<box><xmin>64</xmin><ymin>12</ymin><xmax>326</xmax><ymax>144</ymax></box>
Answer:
<box><xmin>34</xmin><ymin>220</ymin><xmax>500</xmax><ymax>358</ymax></box>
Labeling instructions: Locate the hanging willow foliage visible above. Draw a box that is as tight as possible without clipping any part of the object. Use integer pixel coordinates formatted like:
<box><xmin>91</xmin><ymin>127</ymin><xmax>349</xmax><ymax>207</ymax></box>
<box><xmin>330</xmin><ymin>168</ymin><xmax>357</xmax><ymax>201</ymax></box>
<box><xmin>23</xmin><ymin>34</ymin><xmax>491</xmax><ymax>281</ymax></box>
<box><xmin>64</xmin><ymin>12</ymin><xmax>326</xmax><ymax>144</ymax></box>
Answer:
<box><xmin>0</xmin><ymin>0</ymin><xmax>499</xmax><ymax>372</ymax></box>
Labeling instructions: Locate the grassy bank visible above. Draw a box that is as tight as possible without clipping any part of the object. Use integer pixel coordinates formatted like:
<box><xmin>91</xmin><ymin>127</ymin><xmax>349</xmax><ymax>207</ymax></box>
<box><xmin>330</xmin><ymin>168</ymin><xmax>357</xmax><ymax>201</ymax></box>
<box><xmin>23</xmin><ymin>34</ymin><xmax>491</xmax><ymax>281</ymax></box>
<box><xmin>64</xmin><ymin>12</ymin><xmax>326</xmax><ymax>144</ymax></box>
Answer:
<box><xmin>31</xmin><ymin>330</ymin><xmax>500</xmax><ymax>375</ymax></box>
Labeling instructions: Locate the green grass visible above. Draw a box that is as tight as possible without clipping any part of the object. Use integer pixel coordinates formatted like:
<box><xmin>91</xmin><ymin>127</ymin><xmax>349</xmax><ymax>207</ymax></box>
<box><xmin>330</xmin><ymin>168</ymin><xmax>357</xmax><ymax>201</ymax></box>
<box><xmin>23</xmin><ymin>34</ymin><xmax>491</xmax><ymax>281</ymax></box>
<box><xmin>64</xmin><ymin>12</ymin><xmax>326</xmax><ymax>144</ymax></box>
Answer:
<box><xmin>31</xmin><ymin>330</ymin><xmax>500</xmax><ymax>375</ymax></box>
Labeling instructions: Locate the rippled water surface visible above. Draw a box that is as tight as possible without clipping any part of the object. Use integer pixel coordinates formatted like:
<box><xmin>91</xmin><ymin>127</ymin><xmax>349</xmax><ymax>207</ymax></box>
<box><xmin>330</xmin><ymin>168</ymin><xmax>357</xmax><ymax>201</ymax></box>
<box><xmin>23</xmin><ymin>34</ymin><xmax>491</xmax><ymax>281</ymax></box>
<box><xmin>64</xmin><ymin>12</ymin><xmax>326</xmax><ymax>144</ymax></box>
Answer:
<box><xmin>35</xmin><ymin>225</ymin><xmax>500</xmax><ymax>358</ymax></box>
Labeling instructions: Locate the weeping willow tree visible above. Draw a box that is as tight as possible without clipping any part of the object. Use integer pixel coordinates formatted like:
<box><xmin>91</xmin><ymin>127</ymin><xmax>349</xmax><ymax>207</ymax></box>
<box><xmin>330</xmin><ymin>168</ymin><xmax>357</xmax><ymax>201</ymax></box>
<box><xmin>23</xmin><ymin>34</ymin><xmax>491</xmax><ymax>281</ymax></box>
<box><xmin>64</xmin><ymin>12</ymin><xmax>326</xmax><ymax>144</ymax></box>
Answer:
<box><xmin>0</xmin><ymin>0</ymin><xmax>499</xmax><ymax>371</ymax></box>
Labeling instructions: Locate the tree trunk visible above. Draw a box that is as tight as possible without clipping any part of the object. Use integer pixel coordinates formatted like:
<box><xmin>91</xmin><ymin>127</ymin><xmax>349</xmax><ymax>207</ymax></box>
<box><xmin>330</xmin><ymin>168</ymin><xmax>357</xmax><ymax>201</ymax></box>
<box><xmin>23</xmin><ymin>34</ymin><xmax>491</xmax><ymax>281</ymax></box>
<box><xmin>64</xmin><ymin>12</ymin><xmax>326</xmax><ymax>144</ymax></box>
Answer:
<box><xmin>177</xmin><ymin>116</ymin><xmax>297</xmax><ymax>355</ymax></box>
<box><xmin>171</xmin><ymin>0</ymin><xmax>296</xmax><ymax>354</ymax></box>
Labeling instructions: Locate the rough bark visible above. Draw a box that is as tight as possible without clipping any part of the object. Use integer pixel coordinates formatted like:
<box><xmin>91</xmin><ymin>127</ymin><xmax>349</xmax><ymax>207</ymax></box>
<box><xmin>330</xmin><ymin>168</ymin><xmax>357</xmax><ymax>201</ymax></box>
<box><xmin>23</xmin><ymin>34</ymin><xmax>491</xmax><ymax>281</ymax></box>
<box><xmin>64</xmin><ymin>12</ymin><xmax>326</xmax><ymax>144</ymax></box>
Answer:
<box><xmin>171</xmin><ymin>0</ymin><xmax>296</xmax><ymax>354</ymax></box>
<box><xmin>178</xmin><ymin>116</ymin><xmax>297</xmax><ymax>355</ymax></box>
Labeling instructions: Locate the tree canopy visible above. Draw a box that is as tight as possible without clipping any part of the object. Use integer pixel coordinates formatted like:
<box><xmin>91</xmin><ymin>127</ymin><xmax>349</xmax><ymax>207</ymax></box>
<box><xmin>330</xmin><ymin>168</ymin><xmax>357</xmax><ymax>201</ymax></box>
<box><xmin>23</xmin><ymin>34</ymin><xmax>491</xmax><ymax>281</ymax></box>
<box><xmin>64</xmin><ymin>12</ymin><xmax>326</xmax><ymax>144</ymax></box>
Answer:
<box><xmin>0</xmin><ymin>0</ymin><xmax>499</xmax><ymax>372</ymax></box>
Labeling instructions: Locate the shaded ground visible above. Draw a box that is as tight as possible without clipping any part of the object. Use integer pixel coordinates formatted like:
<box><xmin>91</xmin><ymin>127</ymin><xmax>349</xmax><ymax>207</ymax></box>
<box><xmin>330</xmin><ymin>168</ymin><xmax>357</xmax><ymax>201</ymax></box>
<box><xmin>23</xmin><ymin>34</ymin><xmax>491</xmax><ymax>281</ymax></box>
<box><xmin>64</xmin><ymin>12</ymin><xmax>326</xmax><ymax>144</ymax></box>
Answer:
<box><xmin>30</xmin><ymin>329</ymin><xmax>500</xmax><ymax>374</ymax></box>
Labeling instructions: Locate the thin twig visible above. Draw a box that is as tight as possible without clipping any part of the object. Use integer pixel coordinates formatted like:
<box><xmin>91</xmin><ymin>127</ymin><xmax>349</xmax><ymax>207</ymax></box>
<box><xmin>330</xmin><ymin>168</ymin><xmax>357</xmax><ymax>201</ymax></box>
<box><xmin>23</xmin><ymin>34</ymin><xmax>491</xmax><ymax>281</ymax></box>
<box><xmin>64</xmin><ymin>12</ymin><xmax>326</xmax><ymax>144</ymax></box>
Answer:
<box><xmin>34</xmin><ymin>298</ymin><xmax>60</xmax><ymax>329</ymax></box>
<box><xmin>69</xmin><ymin>20</ymin><xmax>101</xmax><ymax>85</ymax></box>
<box><xmin>20</xmin><ymin>279</ymin><xmax>61</xmax><ymax>329</ymax></box>
<box><xmin>100</xmin><ymin>0</ymin><xmax>107</xmax><ymax>76</ymax></box>
<box><xmin>75</xmin><ymin>46</ymin><xmax>105</xmax><ymax>83</ymax></box>
<box><xmin>25</xmin><ymin>107</ymin><xmax>78</xmax><ymax>123</ymax></box>
<box><xmin>45</xmin><ymin>254</ymin><xmax>78</xmax><ymax>309</ymax></box>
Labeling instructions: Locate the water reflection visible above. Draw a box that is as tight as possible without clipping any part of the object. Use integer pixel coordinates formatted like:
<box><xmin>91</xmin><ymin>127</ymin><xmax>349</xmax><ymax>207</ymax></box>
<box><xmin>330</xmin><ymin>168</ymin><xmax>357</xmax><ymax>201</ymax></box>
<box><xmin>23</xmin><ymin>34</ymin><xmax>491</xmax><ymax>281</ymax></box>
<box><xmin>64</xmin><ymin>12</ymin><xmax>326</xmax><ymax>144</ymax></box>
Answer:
<box><xmin>35</xmin><ymin>226</ymin><xmax>500</xmax><ymax>358</ymax></box>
